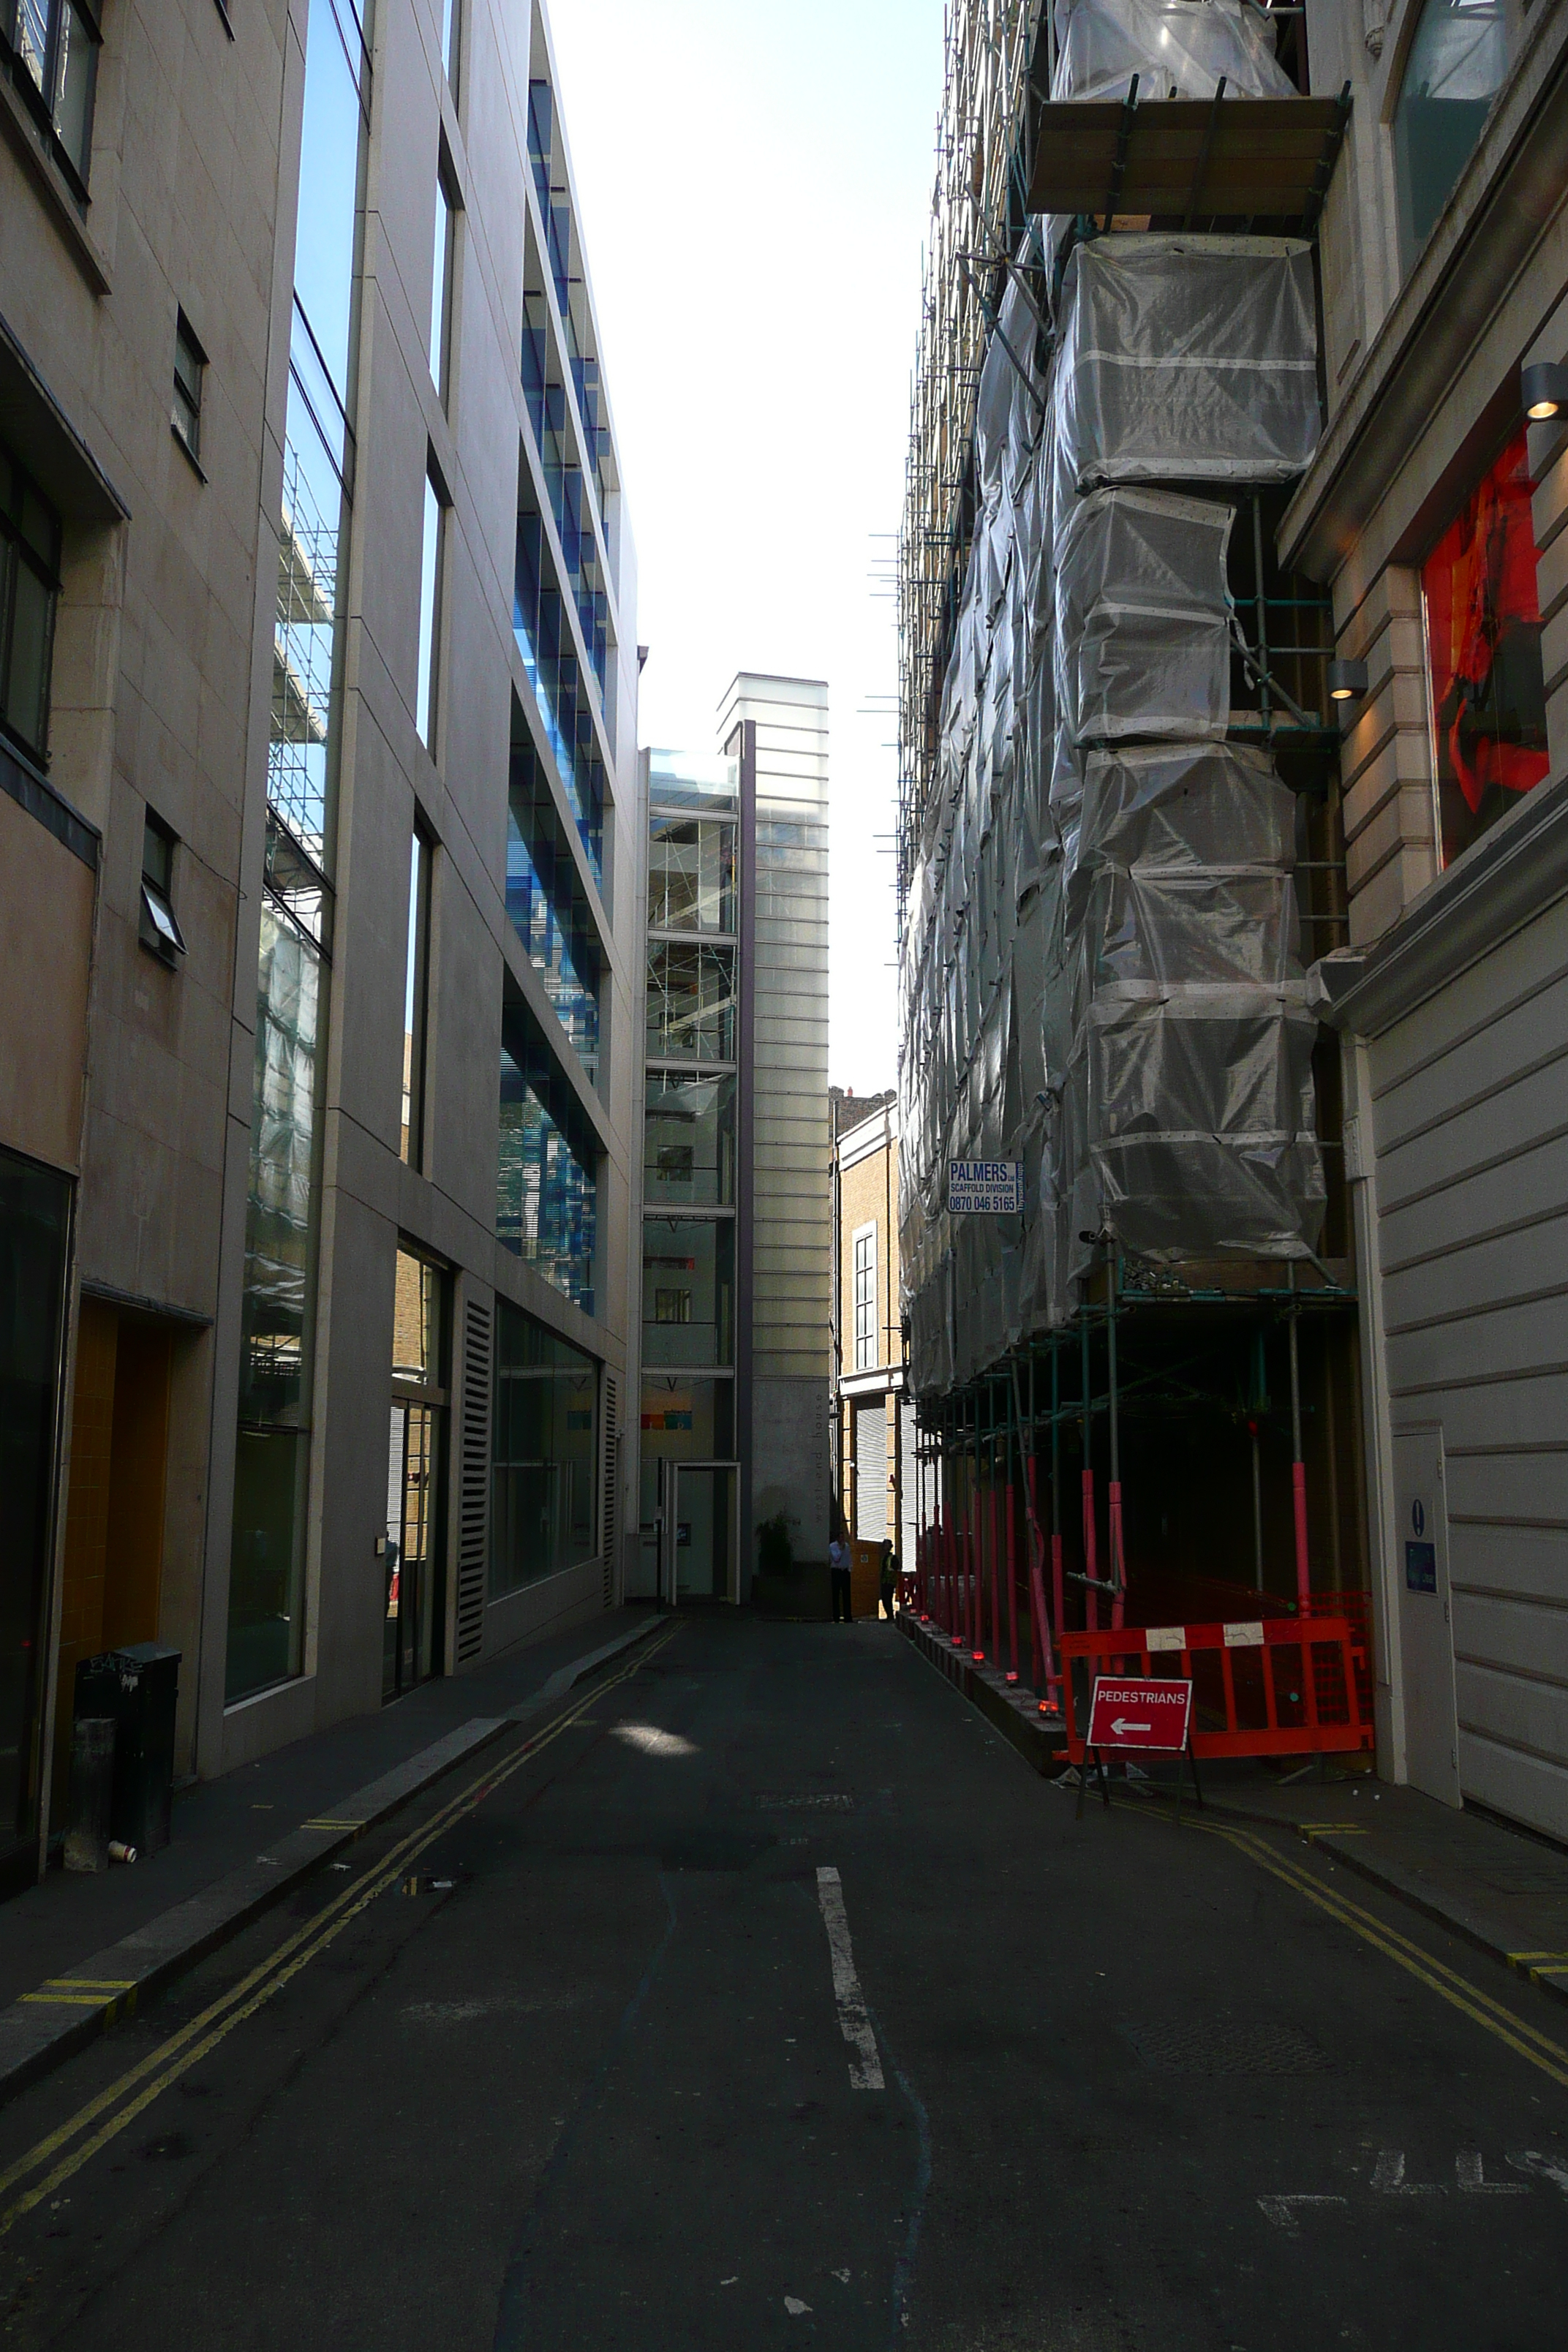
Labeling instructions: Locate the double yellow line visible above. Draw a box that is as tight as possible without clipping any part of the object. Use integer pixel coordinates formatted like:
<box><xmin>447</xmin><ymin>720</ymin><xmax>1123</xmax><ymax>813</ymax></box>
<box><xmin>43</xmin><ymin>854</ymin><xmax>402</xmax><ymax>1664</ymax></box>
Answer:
<box><xmin>0</xmin><ymin>1626</ymin><xmax>676</xmax><ymax>2237</ymax></box>
<box><xmin>1188</xmin><ymin>1812</ymin><xmax>1568</xmax><ymax>2092</ymax></box>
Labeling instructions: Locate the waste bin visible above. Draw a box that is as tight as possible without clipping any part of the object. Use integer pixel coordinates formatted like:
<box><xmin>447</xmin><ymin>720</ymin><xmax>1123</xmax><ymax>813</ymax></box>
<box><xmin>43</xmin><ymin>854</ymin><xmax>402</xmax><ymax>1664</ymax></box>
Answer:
<box><xmin>73</xmin><ymin>1644</ymin><xmax>181</xmax><ymax>1858</ymax></box>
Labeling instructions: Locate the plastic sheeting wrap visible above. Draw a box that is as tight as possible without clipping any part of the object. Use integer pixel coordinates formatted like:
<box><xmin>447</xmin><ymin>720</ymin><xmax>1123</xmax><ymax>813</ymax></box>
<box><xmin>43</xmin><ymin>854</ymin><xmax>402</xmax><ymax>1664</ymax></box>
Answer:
<box><xmin>1055</xmin><ymin>236</ymin><xmax>1320</xmax><ymax>492</ymax></box>
<box><xmin>1055</xmin><ymin>488</ymin><xmax>1234</xmax><ymax>743</ymax></box>
<box><xmin>1063</xmin><ymin>743</ymin><xmax>1325</xmax><ymax>1267</ymax></box>
<box><xmin>1050</xmin><ymin>0</ymin><xmax>1295</xmax><ymax>103</ymax></box>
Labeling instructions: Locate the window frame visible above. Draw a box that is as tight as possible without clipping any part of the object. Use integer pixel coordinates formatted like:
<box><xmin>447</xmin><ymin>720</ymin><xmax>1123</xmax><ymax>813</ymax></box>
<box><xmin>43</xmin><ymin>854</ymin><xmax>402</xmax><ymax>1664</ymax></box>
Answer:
<box><xmin>415</xmin><ymin>459</ymin><xmax>449</xmax><ymax>755</ymax></box>
<box><xmin>172</xmin><ymin>310</ymin><xmax>206</xmax><ymax>467</ymax></box>
<box><xmin>0</xmin><ymin>440</ymin><xmax>64</xmax><ymax>771</ymax></box>
<box><xmin>852</xmin><ymin>1221</ymin><xmax>878</xmax><ymax>1371</ymax></box>
<box><xmin>139</xmin><ymin>807</ymin><xmax>187</xmax><ymax>968</ymax></box>
<box><xmin>400</xmin><ymin>820</ymin><xmax>434</xmax><ymax>1168</ymax></box>
<box><xmin>2</xmin><ymin>0</ymin><xmax>101</xmax><ymax>195</ymax></box>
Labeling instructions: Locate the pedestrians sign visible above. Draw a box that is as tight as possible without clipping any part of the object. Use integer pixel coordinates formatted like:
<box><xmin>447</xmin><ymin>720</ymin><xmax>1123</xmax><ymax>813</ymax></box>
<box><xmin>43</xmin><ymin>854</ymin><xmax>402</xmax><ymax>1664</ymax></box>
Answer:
<box><xmin>1077</xmin><ymin>1675</ymin><xmax>1201</xmax><ymax>1823</ymax></box>
<box><xmin>1086</xmin><ymin>1676</ymin><xmax>1193</xmax><ymax>1752</ymax></box>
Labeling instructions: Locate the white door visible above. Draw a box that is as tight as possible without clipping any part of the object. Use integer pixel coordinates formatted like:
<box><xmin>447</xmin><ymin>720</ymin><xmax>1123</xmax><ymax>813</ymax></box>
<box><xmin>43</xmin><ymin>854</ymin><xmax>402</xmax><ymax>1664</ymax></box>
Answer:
<box><xmin>1392</xmin><ymin>1426</ymin><xmax>1460</xmax><ymax>1807</ymax></box>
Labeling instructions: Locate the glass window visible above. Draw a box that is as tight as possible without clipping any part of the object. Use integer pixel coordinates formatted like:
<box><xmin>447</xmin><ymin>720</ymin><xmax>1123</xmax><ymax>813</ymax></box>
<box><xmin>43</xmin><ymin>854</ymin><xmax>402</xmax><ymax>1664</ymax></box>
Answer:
<box><xmin>490</xmin><ymin>1300</ymin><xmax>597</xmax><ymax>1597</ymax></box>
<box><xmin>641</xmin><ymin>1218</ymin><xmax>734</xmax><ymax>1368</ymax></box>
<box><xmin>0</xmin><ymin>1143</ymin><xmax>71</xmax><ymax>1855</ymax></box>
<box><xmin>440</xmin><ymin>0</ymin><xmax>460</xmax><ymax>86</ymax></box>
<box><xmin>648</xmin><ymin>748</ymin><xmax>739</xmax><ymax>813</ymax></box>
<box><xmin>648</xmin><ymin>815</ymin><xmax>736</xmax><ymax>935</ymax></box>
<box><xmin>507</xmin><ymin>735</ymin><xmax>600</xmax><ymax>1078</ymax></box>
<box><xmin>10</xmin><ymin>0</ymin><xmax>99</xmax><ymax>184</ymax></box>
<box><xmin>1422</xmin><ymin>427</ymin><xmax>1548</xmax><ymax>870</ymax></box>
<box><xmin>392</xmin><ymin>1243</ymin><xmax>446</xmax><ymax>1388</ymax></box>
<box><xmin>638</xmin><ymin>1377</ymin><xmax>734</xmax><ymax>1455</ymax></box>
<box><xmin>498</xmin><ymin>978</ymin><xmax>598</xmax><ymax>1315</ymax></box>
<box><xmin>0</xmin><ymin>440</ymin><xmax>62</xmax><ymax>766</ymax></box>
<box><xmin>645</xmin><ymin>941</ymin><xmax>736</xmax><ymax>1062</ymax></box>
<box><xmin>290</xmin><ymin>0</ymin><xmax>368</xmax><ymax>421</ymax></box>
<box><xmin>1393</xmin><ymin>0</ymin><xmax>1507</xmax><ymax>276</ymax></box>
<box><xmin>644</xmin><ymin>1071</ymin><xmax>735</xmax><ymax>1205</ymax></box>
<box><xmin>139</xmin><ymin>809</ymin><xmax>186</xmax><ymax>965</ymax></box>
<box><xmin>172</xmin><ymin>312</ymin><xmax>204</xmax><ymax>461</ymax></box>
<box><xmin>272</xmin><ymin>401</ymin><xmax>344</xmax><ymax>861</ymax></box>
<box><xmin>401</xmin><ymin>824</ymin><xmax>432</xmax><ymax>1165</ymax></box>
<box><xmin>430</xmin><ymin>170</ymin><xmax>454</xmax><ymax>406</ymax></box>
<box><xmin>853</xmin><ymin>1224</ymin><xmax>878</xmax><ymax>1369</ymax></box>
<box><xmin>513</xmin><ymin>504</ymin><xmax>606</xmax><ymax>881</ymax></box>
<box><xmin>416</xmin><ymin>466</ymin><xmax>445</xmax><ymax>751</ymax></box>
<box><xmin>228</xmin><ymin>897</ymin><xmax>325</xmax><ymax>1701</ymax></box>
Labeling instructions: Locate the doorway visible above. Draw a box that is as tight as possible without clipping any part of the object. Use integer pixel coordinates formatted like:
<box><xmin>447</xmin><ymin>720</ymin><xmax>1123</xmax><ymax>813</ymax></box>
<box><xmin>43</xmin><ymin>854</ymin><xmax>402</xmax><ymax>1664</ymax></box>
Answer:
<box><xmin>670</xmin><ymin>1461</ymin><xmax>737</xmax><ymax>1602</ymax></box>
<box><xmin>54</xmin><ymin>1297</ymin><xmax>175</xmax><ymax>1820</ymax></box>
<box><xmin>384</xmin><ymin>1245</ymin><xmax>448</xmax><ymax>1703</ymax></box>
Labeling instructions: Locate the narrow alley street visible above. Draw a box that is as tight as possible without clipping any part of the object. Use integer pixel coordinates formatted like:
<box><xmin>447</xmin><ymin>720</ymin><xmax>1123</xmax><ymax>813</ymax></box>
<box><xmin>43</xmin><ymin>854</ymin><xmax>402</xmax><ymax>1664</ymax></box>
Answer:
<box><xmin>0</xmin><ymin>1617</ymin><xmax>1564</xmax><ymax>2351</ymax></box>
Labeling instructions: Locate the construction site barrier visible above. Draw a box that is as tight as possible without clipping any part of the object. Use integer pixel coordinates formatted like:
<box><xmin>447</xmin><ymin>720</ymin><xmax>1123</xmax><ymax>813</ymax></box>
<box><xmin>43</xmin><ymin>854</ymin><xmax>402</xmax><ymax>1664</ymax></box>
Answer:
<box><xmin>1057</xmin><ymin>1616</ymin><xmax>1373</xmax><ymax>1764</ymax></box>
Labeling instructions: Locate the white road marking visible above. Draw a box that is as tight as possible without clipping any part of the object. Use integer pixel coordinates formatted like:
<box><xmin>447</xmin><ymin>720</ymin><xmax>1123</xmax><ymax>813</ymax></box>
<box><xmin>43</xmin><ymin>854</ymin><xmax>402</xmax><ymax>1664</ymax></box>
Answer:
<box><xmin>1508</xmin><ymin>2150</ymin><xmax>1568</xmax><ymax>2197</ymax></box>
<box><xmin>1257</xmin><ymin>2195</ymin><xmax>1346</xmax><ymax>2234</ymax></box>
<box><xmin>1456</xmin><ymin>2151</ymin><xmax>1527</xmax><ymax>2195</ymax></box>
<box><xmin>1371</xmin><ymin>2151</ymin><xmax>1445</xmax><ymax>2195</ymax></box>
<box><xmin>815</xmin><ymin>1866</ymin><xmax>885</xmax><ymax>2091</ymax></box>
<box><xmin>784</xmin><ymin>2296</ymin><xmax>812</xmax><ymax>2315</ymax></box>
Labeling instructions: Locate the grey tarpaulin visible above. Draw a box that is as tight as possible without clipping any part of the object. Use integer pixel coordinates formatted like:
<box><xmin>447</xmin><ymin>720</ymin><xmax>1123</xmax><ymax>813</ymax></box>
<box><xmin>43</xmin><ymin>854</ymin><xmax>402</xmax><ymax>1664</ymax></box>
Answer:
<box><xmin>898</xmin><ymin>26</ymin><xmax>1327</xmax><ymax>1390</ymax></box>
<box><xmin>1053</xmin><ymin>236</ymin><xmax>1321</xmax><ymax>494</ymax></box>
<box><xmin>1049</xmin><ymin>0</ymin><xmax>1296</xmax><ymax>103</ymax></box>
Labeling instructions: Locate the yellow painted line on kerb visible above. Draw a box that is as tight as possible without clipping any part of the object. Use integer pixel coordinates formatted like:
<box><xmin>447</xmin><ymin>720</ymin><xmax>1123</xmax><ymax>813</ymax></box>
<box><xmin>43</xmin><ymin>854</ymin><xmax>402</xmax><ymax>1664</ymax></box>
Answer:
<box><xmin>1181</xmin><ymin>1812</ymin><xmax>1568</xmax><ymax>2092</ymax></box>
<box><xmin>0</xmin><ymin>1624</ymin><xmax>677</xmax><ymax>2236</ymax></box>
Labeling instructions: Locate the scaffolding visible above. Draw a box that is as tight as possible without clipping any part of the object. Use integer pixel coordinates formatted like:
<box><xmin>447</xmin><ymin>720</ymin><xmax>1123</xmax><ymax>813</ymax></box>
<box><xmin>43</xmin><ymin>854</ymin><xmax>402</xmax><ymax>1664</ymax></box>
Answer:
<box><xmin>896</xmin><ymin>0</ymin><xmax>1362</xmax><ymax>1648</ymax></box>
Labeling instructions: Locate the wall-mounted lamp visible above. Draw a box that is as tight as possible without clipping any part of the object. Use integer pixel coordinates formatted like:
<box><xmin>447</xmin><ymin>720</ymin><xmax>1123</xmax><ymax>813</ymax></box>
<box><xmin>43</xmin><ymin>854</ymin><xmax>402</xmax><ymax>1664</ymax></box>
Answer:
<box><xmin>1327</xmin><ymin>658</ymin><xmax>1368</xmax><ymax>704</ymax></box>
<box><xmin>1522</xmin><ymin>361</ymin><xmax>1568</xmax><ymax>421</ymax></box>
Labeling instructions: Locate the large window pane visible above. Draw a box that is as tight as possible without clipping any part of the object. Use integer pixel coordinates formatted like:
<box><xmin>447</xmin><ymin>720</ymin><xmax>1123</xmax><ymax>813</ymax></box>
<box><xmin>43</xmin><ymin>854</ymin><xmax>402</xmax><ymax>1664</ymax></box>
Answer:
<box><xmin>507</xmin><ymin>736</ymin><xmax>600</xmax><ymax>1079</ymax></box>
<box><xmin>291</xmin><ymin>0</ymin><xmax>367</xmax><ymax>412</ymax></box>
<box><xmin>1422</xmin><ymin>428</ymin><xmax>1548</xmax><ymax>870</ymax></box>
<box><xmin>645</xmin><ymin>941</ymin><xmax>736</xmax><ymax>1061</ymax></box>
<box><xmin>642</xmin><ymin>1217</ymin><xmax>734</xmax><ymax>1368</ymax></box>
<box><xmin>0</xmin><ymin>443</ymin><xmax>61</xmax><ymax>765</ymax></box>
<box><xmin>227</xmin><ymin>903</ymin><xmax>323</xmax><ymax>1701</ymax></box>
<box><xmin>648</xmin><ymin>815</ymin><xmax>736</xmax><ymax>935</ymax></box>
<box><xmin>416</xmin><ymin>470</ymin><xmax>444</xmax><ymax>750</ymax></box>
<box><xmin>1393</xmin><ymin>0</ymin><xmax>1507</xmax><ymax>276</ymax></box>
<box><xmin>490</xmin><ymin>1301</ymin><xmax>597</xmax><ymax>1596</ymax></box>
<box><xmin>0</xmin><ymin>1145</ymin><xmax>69</xmax><ymax>1852</ymax></box>
<box><xmin>644</xmin><ymin>1071</ymin><xmax>735</xmax><ymax>1205</ymax></box>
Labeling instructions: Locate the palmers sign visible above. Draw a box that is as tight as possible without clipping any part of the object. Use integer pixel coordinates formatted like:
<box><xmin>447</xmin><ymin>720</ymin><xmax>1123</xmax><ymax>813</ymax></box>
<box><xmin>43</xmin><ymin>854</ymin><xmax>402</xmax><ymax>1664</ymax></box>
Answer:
<box><xmin>948</xmin><ymin>1160</ymin><xmax>1025</xmax><ymax>1215</ymax></box>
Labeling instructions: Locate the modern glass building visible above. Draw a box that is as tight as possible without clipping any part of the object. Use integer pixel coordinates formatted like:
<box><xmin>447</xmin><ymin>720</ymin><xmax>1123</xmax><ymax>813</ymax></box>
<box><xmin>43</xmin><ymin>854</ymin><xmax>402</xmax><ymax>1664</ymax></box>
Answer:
<box><xmin>0</xmin><ymin>0</ymin><xmax>644</xmax><ymax>1879</ymax></box>
<box><xmin>633</xmin><ymin>678</ymin><xmax>832</xmax><ymax>1604</ymax></box>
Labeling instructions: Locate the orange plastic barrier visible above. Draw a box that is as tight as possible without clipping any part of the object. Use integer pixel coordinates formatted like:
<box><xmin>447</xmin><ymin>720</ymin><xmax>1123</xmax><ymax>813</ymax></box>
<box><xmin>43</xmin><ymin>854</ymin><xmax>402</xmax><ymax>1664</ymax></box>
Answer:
<box><xmin>1058</xmin><ymin>1616</ymin><xmax>1373</xmax><ymax>1763</ymax></box>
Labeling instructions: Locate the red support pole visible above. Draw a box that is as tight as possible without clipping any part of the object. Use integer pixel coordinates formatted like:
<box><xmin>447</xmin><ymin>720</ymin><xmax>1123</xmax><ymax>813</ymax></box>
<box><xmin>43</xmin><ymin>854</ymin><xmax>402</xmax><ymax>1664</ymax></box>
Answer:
<box><xmin>1051</xmin><ymin>1528</ymin><xmax>1066</xmax><ymax>1666</ymax></box>
<box><xmin>986</xmin><ymin>1466</ymin><xmax>1000</xmax><ymax>1667</ymax></box>
<box><xmin>1005</xmin><ymin>1477</ymin><xmax>1019</xmax><ymax>1683</ymax></box>
<box><xmin>1021</xmin><ymin>1452</ymin><xmax>1060</xmax><ymax>1706</ymax></box>
<box><xmin>1292</xmin><ymin>1462</ymin><xmax>1311</xmax><ymax>1614</ymax></box>
<box><xmin>970</xmin><ymin>1483</ymin><xmax>984</xmax><ymax>1660</ymax></box>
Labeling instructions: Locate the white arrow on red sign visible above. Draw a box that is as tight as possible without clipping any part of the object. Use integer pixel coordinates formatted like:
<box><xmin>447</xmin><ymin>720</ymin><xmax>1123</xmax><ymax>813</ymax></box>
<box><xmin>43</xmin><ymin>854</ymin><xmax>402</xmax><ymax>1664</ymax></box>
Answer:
<box><xmin>1086</xmin><ymin>1674</ymin><xmax>1194</xmax><ymax>1752</ymax></box>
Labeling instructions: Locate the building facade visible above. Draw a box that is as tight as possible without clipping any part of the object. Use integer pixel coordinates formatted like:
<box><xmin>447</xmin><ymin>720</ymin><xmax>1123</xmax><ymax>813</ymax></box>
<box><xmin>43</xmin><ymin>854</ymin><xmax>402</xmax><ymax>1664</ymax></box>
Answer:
<box><xmin>1297</xmin><ymin>0</ymin><xmax>1568</xmax><ymax>1839</ymax></box>
<box><xmin>830</xmin><ymin>1093</ymin><xmax>917</xmax><ymax>1564</ymax></box>
<box><xmin>0</xmin><ymin>0</ymin><xmax>640</xmax><ymax>1888</ymax></box>
<box><xmin>635</xmin><ymin>674</ymin><xmax>831</xmax><ymax>1602</ymax></box>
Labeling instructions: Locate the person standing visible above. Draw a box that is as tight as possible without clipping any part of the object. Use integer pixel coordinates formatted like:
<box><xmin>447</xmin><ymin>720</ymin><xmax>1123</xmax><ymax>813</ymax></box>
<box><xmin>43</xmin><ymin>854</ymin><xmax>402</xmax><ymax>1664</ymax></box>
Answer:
<box><xmin>828</xmin><ymin>1533</ymin><xmax>852</xmax><ymax>1623</ymax></box>
<box><xmin>878</xmin><ymin>1538</ymin><xmax>899</xmax><ymax>1620</ymax></box>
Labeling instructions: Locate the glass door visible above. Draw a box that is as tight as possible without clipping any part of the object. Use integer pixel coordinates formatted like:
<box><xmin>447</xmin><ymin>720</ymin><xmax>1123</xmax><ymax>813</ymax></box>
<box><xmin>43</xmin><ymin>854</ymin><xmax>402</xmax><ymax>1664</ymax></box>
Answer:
<box><xmin>671</xmin><ymin>1462</ymin><xmax>738</xmax><ymax>1602</ymax></box>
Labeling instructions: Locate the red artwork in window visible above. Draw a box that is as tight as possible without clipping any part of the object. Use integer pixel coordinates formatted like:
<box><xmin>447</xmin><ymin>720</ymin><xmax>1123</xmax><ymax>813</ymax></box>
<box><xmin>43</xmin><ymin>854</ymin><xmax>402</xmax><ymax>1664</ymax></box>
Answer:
<box><xmin>1423</xmin><ymin>429</ymin><xmax>1549</xmax><ymax>868</ymax></box>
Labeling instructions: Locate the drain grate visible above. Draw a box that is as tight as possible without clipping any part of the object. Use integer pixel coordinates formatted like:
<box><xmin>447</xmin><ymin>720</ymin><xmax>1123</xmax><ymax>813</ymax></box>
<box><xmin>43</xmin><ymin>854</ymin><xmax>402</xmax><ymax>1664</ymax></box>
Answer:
<box><xmin>755</xmin><ymin>1793</ymin><xmax>853</xmax><ymax>1811</ymax></box>
<box><xmin>1118</xmin><ymin>2019</ymin><xmax>1333</xmax><ymax>2077</ymax></box>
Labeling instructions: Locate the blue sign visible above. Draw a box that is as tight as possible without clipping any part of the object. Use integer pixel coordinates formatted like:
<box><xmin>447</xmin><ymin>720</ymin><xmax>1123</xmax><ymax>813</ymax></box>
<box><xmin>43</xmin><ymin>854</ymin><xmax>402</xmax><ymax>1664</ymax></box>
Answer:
<box><xmin>1405</xmin><ymin>1540</ymin><xmax>1437</xmax><ymax>1594</ymax></box>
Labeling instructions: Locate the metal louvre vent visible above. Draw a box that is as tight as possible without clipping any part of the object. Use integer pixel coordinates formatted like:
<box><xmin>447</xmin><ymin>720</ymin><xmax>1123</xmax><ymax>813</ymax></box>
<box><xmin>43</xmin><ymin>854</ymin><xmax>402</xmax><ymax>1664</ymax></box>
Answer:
<box><xmin>1118</xmin><ymin>2019</ymin><xmax>1332</xmax><ymax>2077</ymax></box>
<box><xmin>456</xmin><ymin>1294</ymin><xmax>492</xmax><ymax>1663</ymax></box>
<box><xmin>602</xmin><ymin>1371</ymin><xmax>618</xmax><ymax>1607</ymax></box>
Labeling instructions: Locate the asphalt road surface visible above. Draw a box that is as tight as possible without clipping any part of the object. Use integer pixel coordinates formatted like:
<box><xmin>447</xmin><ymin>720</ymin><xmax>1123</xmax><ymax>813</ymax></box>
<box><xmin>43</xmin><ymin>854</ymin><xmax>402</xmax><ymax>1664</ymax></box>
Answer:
<box><xmin>1</xmin><ymin>1614</ymin><xmax>1566</xmax><ymax>2350</ymax></box>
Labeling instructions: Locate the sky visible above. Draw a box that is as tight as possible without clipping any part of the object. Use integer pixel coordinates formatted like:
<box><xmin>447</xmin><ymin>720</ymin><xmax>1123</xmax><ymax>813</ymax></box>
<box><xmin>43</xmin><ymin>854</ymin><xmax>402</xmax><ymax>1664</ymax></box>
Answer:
<box><xmin>547</xmin><ymin>0</ymin><xmax>946</xmax><ymax>1096</ymax></box>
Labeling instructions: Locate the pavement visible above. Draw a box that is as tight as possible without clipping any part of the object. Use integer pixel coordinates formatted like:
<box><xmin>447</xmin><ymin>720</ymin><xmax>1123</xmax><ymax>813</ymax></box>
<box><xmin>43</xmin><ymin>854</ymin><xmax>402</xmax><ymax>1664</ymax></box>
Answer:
<box><xmin>0</xmin><ymin>1606</ymin><xmax>662</xmax><ymax>2097</ymax></box>
<box><xmin>897</xmin><ymin>1607</ymin><xmax>1568</xmax><ymax>2010</ymax></box>
<box><xmin>0</xmin><ymin>1611</ymin><xmax>1565</xmax><ymax>2347</ymax></box>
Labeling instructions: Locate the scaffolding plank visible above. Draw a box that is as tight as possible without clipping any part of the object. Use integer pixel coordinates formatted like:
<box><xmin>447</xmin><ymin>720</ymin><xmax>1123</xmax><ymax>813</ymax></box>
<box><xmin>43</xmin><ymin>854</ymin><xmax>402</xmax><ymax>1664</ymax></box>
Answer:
<box><xmin>1028</xmin><ymin>96</ymin><xmax>1347</xmax><ymax>221</ymax></box>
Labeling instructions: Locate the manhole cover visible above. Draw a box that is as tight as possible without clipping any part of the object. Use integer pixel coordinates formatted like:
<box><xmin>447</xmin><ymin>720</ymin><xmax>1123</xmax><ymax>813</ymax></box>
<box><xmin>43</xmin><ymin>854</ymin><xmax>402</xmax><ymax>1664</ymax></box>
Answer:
<box><xmin>1118</xmin><ymin>2019</ymin><xmax>1333</xmax><ymax>2077</ymax></box>
<box><xmin>755</xmin><ymin>1793</ymin><xmax>853</xmax><ymax>1810</ymax></box>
